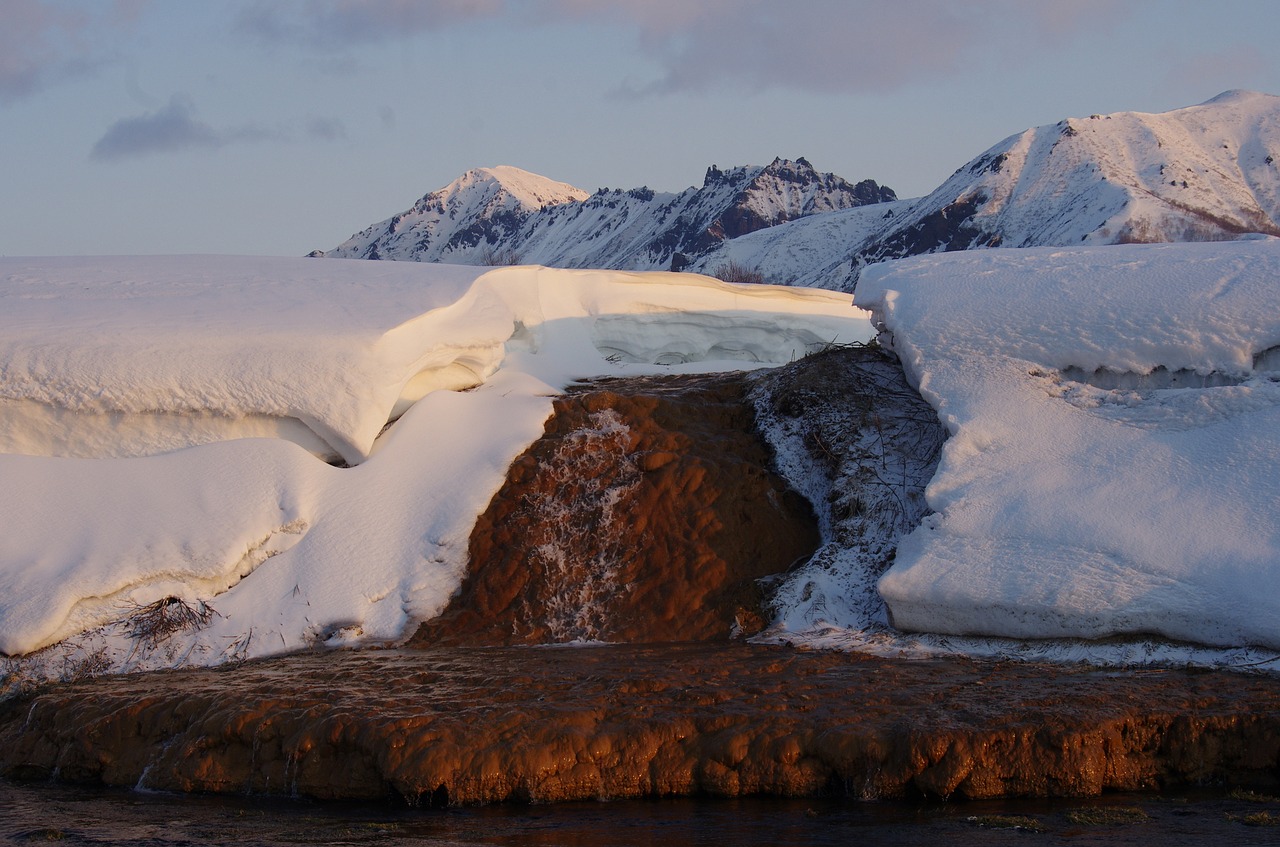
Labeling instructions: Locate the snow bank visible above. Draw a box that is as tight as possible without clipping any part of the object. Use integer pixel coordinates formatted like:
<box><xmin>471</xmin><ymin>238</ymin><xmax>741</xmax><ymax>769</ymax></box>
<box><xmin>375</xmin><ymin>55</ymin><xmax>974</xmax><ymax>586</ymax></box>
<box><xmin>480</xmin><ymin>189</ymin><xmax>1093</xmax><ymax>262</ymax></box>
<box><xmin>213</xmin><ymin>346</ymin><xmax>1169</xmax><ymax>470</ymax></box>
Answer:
<box><xmin>0</xmin><ymin>257</ymin><xmax>869</xmax><ymax>665</ymax></box>
<box><xmin>856</xmin><ymin>239</ymin><xmax>1280</xmax><ymax>650</ymax></box>
<box><xmin>0</xmin><ymin>256</ymin><xmax>492</xmax><ymax>465</ymax></box>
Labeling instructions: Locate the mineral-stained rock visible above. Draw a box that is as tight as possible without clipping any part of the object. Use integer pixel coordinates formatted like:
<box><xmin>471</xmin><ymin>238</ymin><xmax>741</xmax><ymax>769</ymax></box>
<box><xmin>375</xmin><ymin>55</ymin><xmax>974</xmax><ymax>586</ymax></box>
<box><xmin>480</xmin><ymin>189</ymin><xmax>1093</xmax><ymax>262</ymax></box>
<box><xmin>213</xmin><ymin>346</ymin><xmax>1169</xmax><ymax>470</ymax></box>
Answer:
<box><xmin>4</xmin><ymin>352</ymin><xmax>1278</xmax><ymax>808</ymax></box>
<box><xmin>413</xmin><ymin>371</ymin><xmax>819</xmax><ymax>646</ymax></box>
<box><xmin>3</xmin><ymin>643</ymin><xmax>1280</xmax><ymax>804</ymax></box>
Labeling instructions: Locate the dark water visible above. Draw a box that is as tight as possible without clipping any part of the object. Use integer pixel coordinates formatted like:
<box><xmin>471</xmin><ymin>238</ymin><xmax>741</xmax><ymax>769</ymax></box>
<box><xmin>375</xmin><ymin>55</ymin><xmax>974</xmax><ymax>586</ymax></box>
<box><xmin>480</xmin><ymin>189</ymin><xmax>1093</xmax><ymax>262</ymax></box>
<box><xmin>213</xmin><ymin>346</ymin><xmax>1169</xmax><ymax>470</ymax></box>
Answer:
<box><xmin>5</xmin><ymin>780</ymin><xmax>1280</xmax><ymax>846</ymax></box>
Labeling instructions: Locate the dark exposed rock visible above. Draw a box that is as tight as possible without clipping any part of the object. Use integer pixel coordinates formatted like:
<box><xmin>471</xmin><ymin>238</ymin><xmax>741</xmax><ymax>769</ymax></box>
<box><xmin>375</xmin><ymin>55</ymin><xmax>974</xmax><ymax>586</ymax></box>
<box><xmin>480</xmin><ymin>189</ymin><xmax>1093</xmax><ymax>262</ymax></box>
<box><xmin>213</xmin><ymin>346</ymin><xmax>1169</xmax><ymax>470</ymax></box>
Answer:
<box><xmin>853</xmin><ymin>196</ymin><xmax>1002</xmax><ymax>276</ymax></box>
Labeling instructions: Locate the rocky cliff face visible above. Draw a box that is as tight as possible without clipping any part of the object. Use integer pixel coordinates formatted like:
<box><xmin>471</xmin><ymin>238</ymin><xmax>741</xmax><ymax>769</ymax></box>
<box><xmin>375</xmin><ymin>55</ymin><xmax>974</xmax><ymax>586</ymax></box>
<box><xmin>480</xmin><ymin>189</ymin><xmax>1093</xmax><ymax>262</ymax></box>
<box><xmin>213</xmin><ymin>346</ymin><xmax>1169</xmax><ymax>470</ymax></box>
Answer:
<box><xmin>413</xmin><ymin>371</ymin><xmax>819</xmax><ymax>646</ymax></box>
<box><xmin>7</xmin><ymin>643</ymin><xmax>1280</xmax><ymax>805</ymax></box>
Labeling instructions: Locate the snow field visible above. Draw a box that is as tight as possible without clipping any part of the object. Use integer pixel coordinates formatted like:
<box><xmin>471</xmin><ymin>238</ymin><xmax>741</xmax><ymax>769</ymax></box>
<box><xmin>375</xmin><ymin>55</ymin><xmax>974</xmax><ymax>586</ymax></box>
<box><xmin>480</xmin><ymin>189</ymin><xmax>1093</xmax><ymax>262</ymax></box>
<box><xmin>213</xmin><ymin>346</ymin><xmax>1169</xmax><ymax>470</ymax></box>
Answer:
<box><xmin>7</xmin><ymin>240</ymin><xmax>1280</xmax><ymax>678</ymax></box>
<box><xmin>0</xmin><ymin>257</ymin><xmax>870</xmax><ymax>670</ymax></box>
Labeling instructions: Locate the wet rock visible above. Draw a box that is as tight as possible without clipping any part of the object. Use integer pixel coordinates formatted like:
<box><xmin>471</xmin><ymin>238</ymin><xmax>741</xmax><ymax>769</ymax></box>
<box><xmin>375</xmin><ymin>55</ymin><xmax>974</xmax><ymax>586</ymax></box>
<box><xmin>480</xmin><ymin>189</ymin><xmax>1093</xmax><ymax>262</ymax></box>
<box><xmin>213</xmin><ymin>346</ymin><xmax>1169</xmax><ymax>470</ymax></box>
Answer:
<box><xmin>3</xmin><ymin>644</ymin><xmax>1280</xmax><ymax>804</ymax></box>
<box><xmin>413</xmin><ymin>371</ymin><xmax>818</xmax><ymax>646</ymax></box>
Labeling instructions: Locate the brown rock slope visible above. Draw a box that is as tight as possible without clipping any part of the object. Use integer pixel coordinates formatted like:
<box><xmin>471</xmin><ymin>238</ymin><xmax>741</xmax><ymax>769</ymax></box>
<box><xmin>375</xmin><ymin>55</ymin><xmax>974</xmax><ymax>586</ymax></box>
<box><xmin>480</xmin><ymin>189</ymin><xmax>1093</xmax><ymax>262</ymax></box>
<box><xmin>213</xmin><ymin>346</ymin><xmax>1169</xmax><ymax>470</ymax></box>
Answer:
<box><xmin>413</xmin><ymin>371</ymin><xmax>818</xmax><ymax>646</ymax></box>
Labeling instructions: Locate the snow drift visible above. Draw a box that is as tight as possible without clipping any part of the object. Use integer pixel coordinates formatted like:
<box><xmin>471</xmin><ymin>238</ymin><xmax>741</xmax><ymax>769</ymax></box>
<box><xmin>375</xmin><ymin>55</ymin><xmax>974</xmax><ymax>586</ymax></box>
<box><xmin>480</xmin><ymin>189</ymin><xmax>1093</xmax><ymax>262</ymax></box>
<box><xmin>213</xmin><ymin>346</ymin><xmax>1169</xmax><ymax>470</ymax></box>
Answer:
<box><xmin>0</xmin><ymin>256</ymin><xmax>868</xmax><ymax>665</ymax></box>
<box><xmin>857</xmin><ymin>238</ymin><xmax>1280</xmax><ymax>650</ymax></box>
<box><xmin>7</xmin><ymin>240</ymin><xmax>1280</xmax><ymax>678</ymax></box>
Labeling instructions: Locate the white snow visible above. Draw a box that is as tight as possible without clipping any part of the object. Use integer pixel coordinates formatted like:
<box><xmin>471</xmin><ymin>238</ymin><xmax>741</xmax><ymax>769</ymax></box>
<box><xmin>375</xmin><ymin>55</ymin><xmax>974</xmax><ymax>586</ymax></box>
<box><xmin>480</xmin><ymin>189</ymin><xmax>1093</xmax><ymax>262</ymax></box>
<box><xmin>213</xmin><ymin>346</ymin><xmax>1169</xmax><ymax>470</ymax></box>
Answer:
<box><xmin>0</xmin><ymin>256</ymin><xmax>868</xmax><ymax>670</ymax></box>
<box><xmin>9</xmin><ymin>239</ymin><xmax>1280</xmax><ymax>681</ymax></box>
<box><xmin>855</xmin><ymin>238</ymin><xmax>1280</xmax><ymax>651</ymax></box>
<box><xmin>921</xmin><ymin>91</ymin><xmax>1280</xmax><ymax>248</ymax></box>
<box><xmin>689</xmin><ymin>200</ymin><xmax>915</xmax><ymax>287</ymax></box>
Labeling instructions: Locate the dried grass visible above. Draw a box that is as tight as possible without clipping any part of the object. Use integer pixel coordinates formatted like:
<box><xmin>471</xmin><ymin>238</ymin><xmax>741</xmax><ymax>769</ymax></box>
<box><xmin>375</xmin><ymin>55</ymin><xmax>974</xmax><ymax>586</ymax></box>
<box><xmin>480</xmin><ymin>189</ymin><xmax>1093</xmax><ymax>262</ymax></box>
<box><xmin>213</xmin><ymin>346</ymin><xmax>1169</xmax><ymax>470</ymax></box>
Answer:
<box><xmin>114</xmin><ymin>597</ymin><xmax>212</xmax><ymax>648</ymax></box>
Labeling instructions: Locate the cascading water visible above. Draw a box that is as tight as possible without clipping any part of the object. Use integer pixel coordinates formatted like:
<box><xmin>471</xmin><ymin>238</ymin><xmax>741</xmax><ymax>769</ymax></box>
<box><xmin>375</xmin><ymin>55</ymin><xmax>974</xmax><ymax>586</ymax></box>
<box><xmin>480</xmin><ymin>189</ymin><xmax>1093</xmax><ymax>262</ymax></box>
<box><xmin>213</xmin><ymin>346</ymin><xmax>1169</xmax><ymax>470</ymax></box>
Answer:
<box><xmin>520</xmin><ymin>408</ymin><xmax>641</xmax><ymax>643</ymax></box>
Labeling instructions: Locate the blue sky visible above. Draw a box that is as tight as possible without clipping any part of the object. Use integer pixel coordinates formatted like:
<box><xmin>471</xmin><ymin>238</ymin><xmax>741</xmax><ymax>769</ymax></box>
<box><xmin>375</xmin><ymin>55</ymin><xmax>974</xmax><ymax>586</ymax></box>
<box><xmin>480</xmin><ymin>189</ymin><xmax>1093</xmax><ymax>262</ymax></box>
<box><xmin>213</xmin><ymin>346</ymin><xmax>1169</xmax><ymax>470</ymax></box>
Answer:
<box><xmin>4</xmin><ymin>0</ymin><xmax>1280</xmax><ymax>257</ymax></box>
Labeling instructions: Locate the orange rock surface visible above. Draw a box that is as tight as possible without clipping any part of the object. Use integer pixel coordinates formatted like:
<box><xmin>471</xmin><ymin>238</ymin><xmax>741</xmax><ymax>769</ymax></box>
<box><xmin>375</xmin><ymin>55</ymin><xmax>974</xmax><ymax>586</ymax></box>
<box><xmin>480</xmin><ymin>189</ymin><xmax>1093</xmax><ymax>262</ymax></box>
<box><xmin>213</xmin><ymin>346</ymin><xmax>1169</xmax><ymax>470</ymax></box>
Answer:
<box><xmin>415</xmin><ymin>372</ymin><xmax>818</xmax><ymax>646</ymax></box>
<box><xmin>4</xmin><ymin>643</ymin><xmax>1280</xmax><ymax>804</ymax></box>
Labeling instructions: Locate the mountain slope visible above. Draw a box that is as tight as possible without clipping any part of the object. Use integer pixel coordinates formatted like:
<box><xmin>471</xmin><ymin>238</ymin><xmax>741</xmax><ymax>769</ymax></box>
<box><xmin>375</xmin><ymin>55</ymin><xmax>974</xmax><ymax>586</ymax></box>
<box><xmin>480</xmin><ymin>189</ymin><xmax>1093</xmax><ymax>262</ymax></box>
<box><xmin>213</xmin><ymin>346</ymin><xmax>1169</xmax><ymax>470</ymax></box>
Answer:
<box><xmin>684</xmin><ymin>199</ymin><xmax>914</xmax><ymax>286</ymax></box>
<box><xmin>319</xmin><ymin>91</ymin><xmax>1280</xmax><ymax>294</ymax></box>
<box><xmin>848</xmin><ymin>90</ymin><xmax>1280</xmax><ymax>280</ymax></box>
<box><xmin>318</xmin><ymin>166</ymin><xmax>590</xmax><ymax>263</ymax></box>
<box><xmin>321</xmin><ymin>158</ymin><xmax>896</xmax><ymax>271</ymax></box>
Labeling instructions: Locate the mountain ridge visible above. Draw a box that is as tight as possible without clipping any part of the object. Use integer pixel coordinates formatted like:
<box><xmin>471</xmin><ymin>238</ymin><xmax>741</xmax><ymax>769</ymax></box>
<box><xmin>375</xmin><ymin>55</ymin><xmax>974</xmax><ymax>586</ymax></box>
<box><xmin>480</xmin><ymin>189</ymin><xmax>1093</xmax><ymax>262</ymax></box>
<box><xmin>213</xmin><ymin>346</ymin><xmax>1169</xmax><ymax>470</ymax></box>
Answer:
<box><xmin>843</xmin><ymin>90</ymin><xmax>1280</xmax><ymax>284</ymax></box>
<box><xmin>317</xmin><ymin>91</ymin><xmax>1280</xmax><ymax>292</ymax></box>
<box><xmin>319</xmin><ymin>157</ymin><xmax>896</xmax><ymax>271</ymax></box>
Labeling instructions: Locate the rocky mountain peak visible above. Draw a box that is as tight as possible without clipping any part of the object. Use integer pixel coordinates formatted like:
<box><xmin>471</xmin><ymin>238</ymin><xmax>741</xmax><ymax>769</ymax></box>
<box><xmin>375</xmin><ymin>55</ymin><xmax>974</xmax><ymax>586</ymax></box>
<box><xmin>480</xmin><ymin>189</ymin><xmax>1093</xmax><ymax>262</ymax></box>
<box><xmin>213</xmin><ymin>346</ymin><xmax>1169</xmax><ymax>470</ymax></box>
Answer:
<box><xmin>713</xmin><ymin>158</ymin><xmax>897</xmax><ymax>243</ymax></box>
<box><xmin>314</xmin><ymin>93</ymin><xmax>1279</xmax><ymax>292</ymax></box>
<box><xmin>702</xmin><ymin>164</ymin><xmax>755</xmax><ymax>189</ymax></box>
<box><xmin>323</xmin><ymin>158</ymin><xmax>896</xmax><ymax>271</ymax></box>
<box><xmin>412</xmin><ymin>166</ymin><xmax>588</xmax><ymax>218</ymax></box>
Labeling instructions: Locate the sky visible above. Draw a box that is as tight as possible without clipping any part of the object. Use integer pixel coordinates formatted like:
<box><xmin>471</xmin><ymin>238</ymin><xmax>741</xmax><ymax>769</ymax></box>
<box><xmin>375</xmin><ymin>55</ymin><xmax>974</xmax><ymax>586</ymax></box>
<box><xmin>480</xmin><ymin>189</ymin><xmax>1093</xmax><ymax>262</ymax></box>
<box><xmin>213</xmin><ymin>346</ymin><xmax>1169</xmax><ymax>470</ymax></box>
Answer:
<box><xmin>4</xmin><ymin>0</ymin><xmax>1280</xmax><ymax>258</ymax></box>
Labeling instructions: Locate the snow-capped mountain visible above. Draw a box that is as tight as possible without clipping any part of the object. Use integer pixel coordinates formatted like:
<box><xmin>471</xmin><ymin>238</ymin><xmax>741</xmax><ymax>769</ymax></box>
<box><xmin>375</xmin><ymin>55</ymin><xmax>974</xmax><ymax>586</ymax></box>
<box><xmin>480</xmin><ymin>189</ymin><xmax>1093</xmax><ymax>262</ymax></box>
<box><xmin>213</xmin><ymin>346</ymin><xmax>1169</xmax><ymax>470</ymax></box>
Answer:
<box><xmin>320</xmin><ymin>92</ymin><xmax>1280</xmax><ymax>293</ymax></box>
<box><xmin>315</xmin><ymin>166</ymin><xmax>590</xmax><ymax>263</ymax></box>
<box><xmin>847</xmin><ymin>89</ymin><xmax>1280</xmax><ymax>279</ymax></box>
<box><xmin>320</xmin><ymin>158</ymin><xmax>896</xmax><ymax>271</ymax></box>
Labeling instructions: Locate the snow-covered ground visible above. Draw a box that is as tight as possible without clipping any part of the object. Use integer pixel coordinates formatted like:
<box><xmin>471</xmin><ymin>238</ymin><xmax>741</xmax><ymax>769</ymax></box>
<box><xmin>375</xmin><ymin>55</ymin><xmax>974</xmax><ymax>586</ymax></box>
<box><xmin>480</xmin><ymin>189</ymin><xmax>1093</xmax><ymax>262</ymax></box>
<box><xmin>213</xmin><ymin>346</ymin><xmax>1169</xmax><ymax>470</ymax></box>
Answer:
<box><xmin>0</xmin><ymin>256</ymin><xmax>868</xmax><ymax>680</ymax></box>
<box><xmin>687</xmin><ymin>200</ymin><xmax>915</xmax><ymax>287</ymax></box>
<box><xmin>851</xmin><ymin>237</ymin><xmax>1280</xmax><ymax>658</ymax></box>
<box><xmin>5</xmin><ymin>241</ymin><xmax>1280</xmax><ymax>685</ymax></box>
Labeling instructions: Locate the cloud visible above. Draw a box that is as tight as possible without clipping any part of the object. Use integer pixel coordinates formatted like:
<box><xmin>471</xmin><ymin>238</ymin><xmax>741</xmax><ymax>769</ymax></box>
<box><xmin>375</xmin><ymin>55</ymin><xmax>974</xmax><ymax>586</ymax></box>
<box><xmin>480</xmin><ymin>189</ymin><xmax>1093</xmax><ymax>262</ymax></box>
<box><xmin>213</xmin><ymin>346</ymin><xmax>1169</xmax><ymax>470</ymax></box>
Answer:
<box><xmin>306</xmin><ymin>115</ymin><xmax>348</xmax><ymax>141</ymax></box>
<box><xmin>235</xmin><ymin>0</ymin><xmax>1117</xmax><ymax>97</ymax></box>
<box><xmin>91</xmin><ymin>96</ymin><xmax>223</xmax><ymax>160</ymax></box>
<box><xmin>551</xmin><ymin>0</ymin><xmax>1124</xmax><ymax>97</ymax></box>
<box><xmin>0</xmin><ymin>0</ymin><xmax>86</xmax><ymax>102</ymax></box>
<box><xmin>596</xmin><ymin>0</ymin><xmax>979</xmax><ymax>96</ymax></box>
<box><xmin>91</xmin><ymin>96</ymin><xmax>352</xmax><ymax>160</ymax></box>
<box><xmin>236</xmin><ymin>0</ymin><xmax>503</xmax><ymax>48</ymax></box>
<box><xmin>0</xmin><ymin>0</ymin><xmax>148</xmax><ymax>104</ymax></box>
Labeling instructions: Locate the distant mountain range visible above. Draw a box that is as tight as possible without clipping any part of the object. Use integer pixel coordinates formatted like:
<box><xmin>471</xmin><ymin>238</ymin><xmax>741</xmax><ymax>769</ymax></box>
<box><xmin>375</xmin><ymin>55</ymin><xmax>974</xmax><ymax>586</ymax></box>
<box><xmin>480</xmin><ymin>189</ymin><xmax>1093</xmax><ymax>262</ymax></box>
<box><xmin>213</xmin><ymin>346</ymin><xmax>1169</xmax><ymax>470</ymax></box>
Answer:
<box><xmin>316</xmin><ymin>90</ymin><xmax>1280</xmax><ymax>291</ymax></box>
<box><xmin>318</xmin><ymin>157</ymin><xmax>894</xmax><ymax>276</ymax></box>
